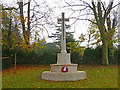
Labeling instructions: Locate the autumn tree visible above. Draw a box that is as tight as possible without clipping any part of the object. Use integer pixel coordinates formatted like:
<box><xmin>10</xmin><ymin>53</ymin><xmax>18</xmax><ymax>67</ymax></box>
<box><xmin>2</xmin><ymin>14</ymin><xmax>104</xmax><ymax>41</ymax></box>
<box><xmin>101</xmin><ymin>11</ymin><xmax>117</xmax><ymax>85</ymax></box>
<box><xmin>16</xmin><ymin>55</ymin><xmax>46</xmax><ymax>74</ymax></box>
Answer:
<box><xmin>87</xmin><ymin>19</ymin><xmax>101</xmax><ymax>48</ymax></box>
<box><xmin>106</xmin><ymin>14</ymin><xmax>117</xmax><ymax>57</ymax></box>
<box><xmin>87</xmin><ymin>16</ymin><xmax>117</xmax><ymax>48</ymax></box>
<box><xmin>88</xmin><ymin>0</ymin><xmax>116</xmax><ymax>65</ymax></box>
<box><xmin>1</xmin><ymin>6</ymin><xmax>23</xmax><ymax>50</ymax></box>
<box><xmin>87</xmin><ymin>13</ymin><xmax>117</xmax><ymax>59</ymax></box>
<box><xmin>1</xmin><ymin>7</ymin><xmax>24</xmax><ymax>74</ymax></box>
<box><xmin>66</xmin><ymin>33</ymin><xmax>85</xmax><ymax>56</ymax></box>
<box><xmin>64</xmin><ymin>0</ymin><xmax>119</xmax><ymax>65</ymax></box>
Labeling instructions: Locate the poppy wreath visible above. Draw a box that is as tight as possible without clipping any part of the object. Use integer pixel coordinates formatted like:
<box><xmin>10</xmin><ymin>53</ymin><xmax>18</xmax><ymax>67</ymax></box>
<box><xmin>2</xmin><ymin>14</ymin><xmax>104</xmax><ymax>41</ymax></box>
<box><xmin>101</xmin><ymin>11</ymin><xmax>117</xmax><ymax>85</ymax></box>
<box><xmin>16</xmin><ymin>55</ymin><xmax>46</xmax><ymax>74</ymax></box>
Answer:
<box><xmin>61</xmin><ymin>66</ymin><xmax>68</xmax><ymax>72</ymax></box>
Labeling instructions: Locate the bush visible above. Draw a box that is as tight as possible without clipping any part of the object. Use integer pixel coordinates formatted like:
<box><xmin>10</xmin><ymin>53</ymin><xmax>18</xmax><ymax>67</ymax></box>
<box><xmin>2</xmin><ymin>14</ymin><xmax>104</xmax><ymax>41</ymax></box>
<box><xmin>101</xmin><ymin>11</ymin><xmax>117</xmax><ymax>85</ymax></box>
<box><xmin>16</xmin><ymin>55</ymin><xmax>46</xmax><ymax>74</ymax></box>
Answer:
<box><xmin>2</xmin><ymin>57</ymin><xmax>12</xmax><ymax>70</ymax></box>
<box><xmin>71</xmin><ymin>51</ymin><xmax>82</xmax><ymax>65</ymax></box>
<box><xmin>109</xmin><ymin>49</ymin><xmax>119</xmax><ymax>64</ymax></box>
<box><xmin>82</xmin><ymin>48</ymin><xmax>98</xmax><ymax>65</ymax></box>
<box><xmin>94</xmin><ymin>46</ymin><xmax>102</xmax><ymax>64</ymax></box>
<box><xmin>82</xmin><ymin>46</ymin><xmax>118</xmax><ymax>65</ymax></box>
<box><xmin>82</xmin><ymin>46</ymin><xmax>102</xmax><ymax>65</ymax></box>
<box><xmin>38</xmin><ymin>50</ymin><xmax>57</xmax><ymax>65</ymax></box>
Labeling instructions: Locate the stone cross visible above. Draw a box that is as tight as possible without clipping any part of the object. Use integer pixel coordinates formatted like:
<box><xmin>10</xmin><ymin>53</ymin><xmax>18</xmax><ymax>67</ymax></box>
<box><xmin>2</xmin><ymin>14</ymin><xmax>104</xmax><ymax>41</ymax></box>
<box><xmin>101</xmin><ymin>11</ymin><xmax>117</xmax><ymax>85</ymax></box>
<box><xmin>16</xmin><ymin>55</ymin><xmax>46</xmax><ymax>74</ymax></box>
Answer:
<box><xmin>42</xmin><ymin>12</ymin><xmax>87</xmax><ymax>81</ymax></box>
<box><xmin>58</xmin><ymin>13</ymin><xmax>69</xmax><ymax>53</ymax></box>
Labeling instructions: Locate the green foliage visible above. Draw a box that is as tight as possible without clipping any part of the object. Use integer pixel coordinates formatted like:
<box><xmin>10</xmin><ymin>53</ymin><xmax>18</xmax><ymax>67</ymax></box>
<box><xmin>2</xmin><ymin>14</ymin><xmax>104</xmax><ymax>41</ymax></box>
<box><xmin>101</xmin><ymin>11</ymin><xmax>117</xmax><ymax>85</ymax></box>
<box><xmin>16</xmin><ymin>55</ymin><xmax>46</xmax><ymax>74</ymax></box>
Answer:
<box><xmin>71</xmin><ymin>51</ymin><xmax>82</xmax><ymax>65</ymax></box>
<box><xmin>2</xmin><ymin>43</ymin><xmax>118</xmax><ymax>68</ymax></box>
<box><xmin>14</xmin><ymin>49</ymin><xmax>57</xmax><ymax>65</ymax></box>
<box><xmin>82</xmin><ymin>46</ymin><xmax>118</xmax><ymax>65</ymax></box>
<box><xmin>82</xmin><ymin>48</ymin><xmax>100</xmax><ymax>65</ymax></box>
<box><xmin>39</xmin><ymin>50</ymin><xmax>57</xmax><ymax>65</ymax></box>
<box><xmin>2</xmin><ymin>58</ymin><xmax>12</xmax><ymax>70</ymax></box>
<box><xmin>66</xmin><ymin>33</ymin><xmax>75</xmax><ymax>53</ymax></box>
<box><xmin>2</xmin><ymin>42</ymin><xmax>59</xmax><ymax>66</ymax></box>
<box><xmin>66</xmin><ymin>33</ymin><xmax>85</xmax><ymax>59</ymax></box>
<box><xmin>109</xmin><ymin>49</ymin><xmax>119</xmax><ymax>64</ymax></box>
<box><xmin>33</xmin><ymin>43</ymin><xmax>59</xmax><ymax>65</ymax></box>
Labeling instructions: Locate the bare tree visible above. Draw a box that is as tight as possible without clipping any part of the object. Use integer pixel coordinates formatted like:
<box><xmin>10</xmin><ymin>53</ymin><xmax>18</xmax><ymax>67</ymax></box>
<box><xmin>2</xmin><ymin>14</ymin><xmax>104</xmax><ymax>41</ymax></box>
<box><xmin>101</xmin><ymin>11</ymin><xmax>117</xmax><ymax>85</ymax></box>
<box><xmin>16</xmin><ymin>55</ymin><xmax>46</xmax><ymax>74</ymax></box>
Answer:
<box><xmin>16</xmin><ymin>0</ymin><xmax>55</xmax><ymax>45</ymax></box>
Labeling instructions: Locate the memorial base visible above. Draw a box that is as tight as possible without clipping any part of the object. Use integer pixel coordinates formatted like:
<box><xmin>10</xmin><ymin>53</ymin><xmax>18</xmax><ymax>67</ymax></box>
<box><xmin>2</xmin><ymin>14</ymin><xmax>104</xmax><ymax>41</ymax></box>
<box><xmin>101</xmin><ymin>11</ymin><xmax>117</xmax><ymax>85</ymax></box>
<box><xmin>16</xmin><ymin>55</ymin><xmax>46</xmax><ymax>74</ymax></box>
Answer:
<box><xmin>42</xmin><ymin>64</ymin><xmax>87</xmax><ymax>81</ymax></box>
<box><xmin>42</xmin><ymin>71</ymin><xmax>86</xmax><ymax>81</ymax></box>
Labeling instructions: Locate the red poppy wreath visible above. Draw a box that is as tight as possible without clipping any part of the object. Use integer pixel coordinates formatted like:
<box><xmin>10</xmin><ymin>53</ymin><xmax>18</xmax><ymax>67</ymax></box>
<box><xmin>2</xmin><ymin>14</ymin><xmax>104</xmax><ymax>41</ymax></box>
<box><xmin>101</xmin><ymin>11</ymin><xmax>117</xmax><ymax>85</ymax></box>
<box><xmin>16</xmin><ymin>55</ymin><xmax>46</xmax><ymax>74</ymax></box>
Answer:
<box><xmin>61</xmin><ymin>66</ymin><xmax>68</xmax><ymax>72</ymax></box>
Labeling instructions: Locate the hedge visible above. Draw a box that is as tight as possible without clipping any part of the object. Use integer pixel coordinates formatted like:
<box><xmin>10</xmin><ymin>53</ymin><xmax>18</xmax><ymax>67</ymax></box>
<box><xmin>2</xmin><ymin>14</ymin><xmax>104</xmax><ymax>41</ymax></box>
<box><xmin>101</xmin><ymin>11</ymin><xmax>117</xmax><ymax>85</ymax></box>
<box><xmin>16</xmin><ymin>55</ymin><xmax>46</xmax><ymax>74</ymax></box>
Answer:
<box><xmin>82</xmin><ymin>46</ymin><xmax>118</xmax><ymax>65</ymax></box>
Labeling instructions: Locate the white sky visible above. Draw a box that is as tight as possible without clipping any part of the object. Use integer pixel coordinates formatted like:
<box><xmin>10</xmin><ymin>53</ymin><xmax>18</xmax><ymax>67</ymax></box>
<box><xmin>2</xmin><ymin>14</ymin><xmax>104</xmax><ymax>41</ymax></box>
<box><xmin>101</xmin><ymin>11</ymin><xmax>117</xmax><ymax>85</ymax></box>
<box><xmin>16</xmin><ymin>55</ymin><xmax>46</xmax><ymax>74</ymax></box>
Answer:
<box><xmin>0</xmin><ymin>0</ymin><xmax>119</xmax><ymax>47</ymax></box>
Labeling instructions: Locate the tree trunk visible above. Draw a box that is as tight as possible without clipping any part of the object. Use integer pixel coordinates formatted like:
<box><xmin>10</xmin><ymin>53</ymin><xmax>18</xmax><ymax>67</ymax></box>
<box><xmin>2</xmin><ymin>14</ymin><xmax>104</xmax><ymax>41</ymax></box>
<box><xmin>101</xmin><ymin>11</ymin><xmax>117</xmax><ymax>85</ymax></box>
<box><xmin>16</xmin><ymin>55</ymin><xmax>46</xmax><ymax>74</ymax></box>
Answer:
<box><xmin>14</xmin><ymin>51</ymin><xmax>17</xmax><ymax>74</ymax></box>
<box><xmin>99</xmin><ymin>24</ymin><xmax>109</xmax><ymax>65</ymax></box>
<box><xmin>19</xmin><ymin>1</ymin><xmax>30</xmax><ymax>45</ymax></box>
<box><xmin>27</xmin><ymin>1</ymin><xmax>30</xmax><ymax>45</ymax></box>
<box><xmin>102</xmin><ymin>37</ymin><xmax>109</xmax><ymax>65</ymax></box>
<box><xmin>19</xmin><ymin>1</ymin><xmax>26</xmax><ymax>41</ymax></box>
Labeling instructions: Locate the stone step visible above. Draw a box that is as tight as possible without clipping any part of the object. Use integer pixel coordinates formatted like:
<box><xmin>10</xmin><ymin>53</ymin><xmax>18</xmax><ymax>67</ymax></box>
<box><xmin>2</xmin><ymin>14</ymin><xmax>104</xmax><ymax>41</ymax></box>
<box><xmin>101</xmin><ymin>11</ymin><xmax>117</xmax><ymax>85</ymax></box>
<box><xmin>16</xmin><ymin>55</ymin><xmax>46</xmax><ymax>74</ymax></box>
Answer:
<box><xmin>50</xmin><ymin>64</ymin><xmax>78</xmax><ymax>72</ymax></box>
<box><xmin>42</xmin><ymin>71</ymin><xmax>87</xmax><ymax>81</ymax></box>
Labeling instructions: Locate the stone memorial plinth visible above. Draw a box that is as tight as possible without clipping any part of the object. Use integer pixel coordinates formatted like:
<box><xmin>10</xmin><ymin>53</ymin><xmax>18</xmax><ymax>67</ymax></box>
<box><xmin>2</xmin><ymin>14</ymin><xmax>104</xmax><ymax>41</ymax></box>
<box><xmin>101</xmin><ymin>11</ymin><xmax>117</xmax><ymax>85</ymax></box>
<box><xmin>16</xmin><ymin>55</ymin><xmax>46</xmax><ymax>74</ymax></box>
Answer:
<box><xmin>42</xmin><ymin>13</ymin><xmax>87</xmax><ymax>81</ymax></box>
<box><xmin>42</xmin><ymin>63</ymin><xmax>86</xmax><ymax>81</ymax></box>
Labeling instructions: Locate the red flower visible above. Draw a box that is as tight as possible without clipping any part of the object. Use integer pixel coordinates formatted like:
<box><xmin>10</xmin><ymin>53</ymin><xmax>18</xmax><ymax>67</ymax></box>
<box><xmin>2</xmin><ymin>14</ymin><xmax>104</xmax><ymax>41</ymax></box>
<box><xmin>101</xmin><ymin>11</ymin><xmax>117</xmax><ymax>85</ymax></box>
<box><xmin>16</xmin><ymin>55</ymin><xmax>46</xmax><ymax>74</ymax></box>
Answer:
<box><xmin>61</xmin><ymin>66</ymin><xmax>68</xmax><ymax>72</ymax></box>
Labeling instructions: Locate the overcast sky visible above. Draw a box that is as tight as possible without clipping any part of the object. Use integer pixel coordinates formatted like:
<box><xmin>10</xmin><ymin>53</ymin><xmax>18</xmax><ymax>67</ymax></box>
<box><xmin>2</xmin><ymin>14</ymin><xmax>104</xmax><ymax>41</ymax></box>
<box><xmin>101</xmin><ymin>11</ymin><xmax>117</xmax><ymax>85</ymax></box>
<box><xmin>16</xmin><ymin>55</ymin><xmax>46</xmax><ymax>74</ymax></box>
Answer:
<box><xmin>0</xmin><ymin>0</ymin><xmax>119</xmax><ymax>47</ymax></box>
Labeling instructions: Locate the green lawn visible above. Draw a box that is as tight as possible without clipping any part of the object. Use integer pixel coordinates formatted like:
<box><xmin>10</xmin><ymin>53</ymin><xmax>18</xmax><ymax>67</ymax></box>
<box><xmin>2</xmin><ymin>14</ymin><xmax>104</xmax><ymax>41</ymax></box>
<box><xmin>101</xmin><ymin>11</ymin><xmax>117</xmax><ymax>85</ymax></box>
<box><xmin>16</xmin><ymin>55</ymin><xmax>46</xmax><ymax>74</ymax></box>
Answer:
<box><xmin>2</xmin><ymin>65</ymin><xmax>118</xmax><ymax>88</ymax></box>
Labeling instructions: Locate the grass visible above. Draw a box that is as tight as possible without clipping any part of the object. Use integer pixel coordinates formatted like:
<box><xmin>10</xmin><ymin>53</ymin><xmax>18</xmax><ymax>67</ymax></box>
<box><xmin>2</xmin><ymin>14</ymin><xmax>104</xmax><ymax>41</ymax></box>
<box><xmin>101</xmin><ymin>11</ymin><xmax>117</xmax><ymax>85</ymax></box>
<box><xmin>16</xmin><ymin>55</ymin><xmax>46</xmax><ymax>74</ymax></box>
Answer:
<box><xmin>2</xmin><ymin>65</ymin><xmax>118</xmax><ymax>88</ymax></box>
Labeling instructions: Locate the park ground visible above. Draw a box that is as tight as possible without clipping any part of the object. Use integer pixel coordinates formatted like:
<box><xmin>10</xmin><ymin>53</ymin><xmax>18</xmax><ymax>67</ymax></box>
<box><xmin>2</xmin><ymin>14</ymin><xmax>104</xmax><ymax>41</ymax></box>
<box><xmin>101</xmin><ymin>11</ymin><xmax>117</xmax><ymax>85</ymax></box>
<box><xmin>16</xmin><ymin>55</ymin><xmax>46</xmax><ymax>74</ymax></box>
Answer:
<box><xmin>1</xmin><ymin>65</ymin><xmax>119</xmax><ymax>88</ymax></box>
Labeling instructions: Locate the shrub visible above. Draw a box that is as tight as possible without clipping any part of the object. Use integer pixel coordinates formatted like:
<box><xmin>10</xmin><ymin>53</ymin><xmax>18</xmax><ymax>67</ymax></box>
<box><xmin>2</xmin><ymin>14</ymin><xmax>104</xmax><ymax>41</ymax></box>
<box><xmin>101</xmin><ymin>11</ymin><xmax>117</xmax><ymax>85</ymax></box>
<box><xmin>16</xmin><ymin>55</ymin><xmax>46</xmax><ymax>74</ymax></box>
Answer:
<box><xmin>94</xmin><ymin>46</ymin><xmax>102</xmax><ymax>64</ymax></box>
<box><xmin>71</xmin><ymin>51</ymin><xmax>82</xmax><ymax>65</ymax></box>
<box><xmin>109</xmin><ymin>49</ymin><xmax>119</xmax><ymax>64</ymax></box>
<box><xmin>39</xmin><ymin>50</ymin><xmax>57</xmax><ymax>65</ymax></box>
<box><xmin>82</xmin><ymin>46</ymin><xmax>103</xmax><ymax>65</ymax></box>
<box><xmin>2</xmin><ymin>57</ymin><xmax>12</xmax><ymax>70</ymax></box>
<box><xmin>82</xmin><ymin>48</ymin><xmax>96</xmax><ymax>65</ymax></box>
<box><xmin>82</xmin><ymin>46</ymin><xmax>118</xmax><ymax>65</ymax></box>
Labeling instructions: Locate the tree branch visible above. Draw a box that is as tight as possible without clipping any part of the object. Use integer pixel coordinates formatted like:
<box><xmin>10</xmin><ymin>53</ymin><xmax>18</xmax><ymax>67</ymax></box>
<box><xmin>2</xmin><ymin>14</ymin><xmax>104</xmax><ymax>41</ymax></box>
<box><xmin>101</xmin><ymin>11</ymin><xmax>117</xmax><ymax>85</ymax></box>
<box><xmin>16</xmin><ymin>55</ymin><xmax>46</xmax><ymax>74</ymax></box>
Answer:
<box><xmin>91</xmin><ymin>0</ymin><xmax>99</xmax><ymax>24</ymax></box>
<box><xmin>103</xmin><ymin>1</ymin><xmax>113</xmax><ymax>21</ymax></box>
<box><xmin>97</xmin><ymin>1</ymin><xmax>103</xmax><ymax>21</ymax></box>
<box><xmin>112</xmin><ymin>2</ymin><xmax>120</xmax><ymax>9</ymax></box>
<box><xmin>79</xmin><ymin>0</ymin><xmax>93</xmax><ymax>10</ymax></box>
<box><xmin>70</xmin><ymin>17</ymin><xmax>98</xmax><ymax>25</ymax></box>
<box><xmin>101</xmin><ymin>2</ymin><xmax>106</xmax><ymax>12</ymax></box>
